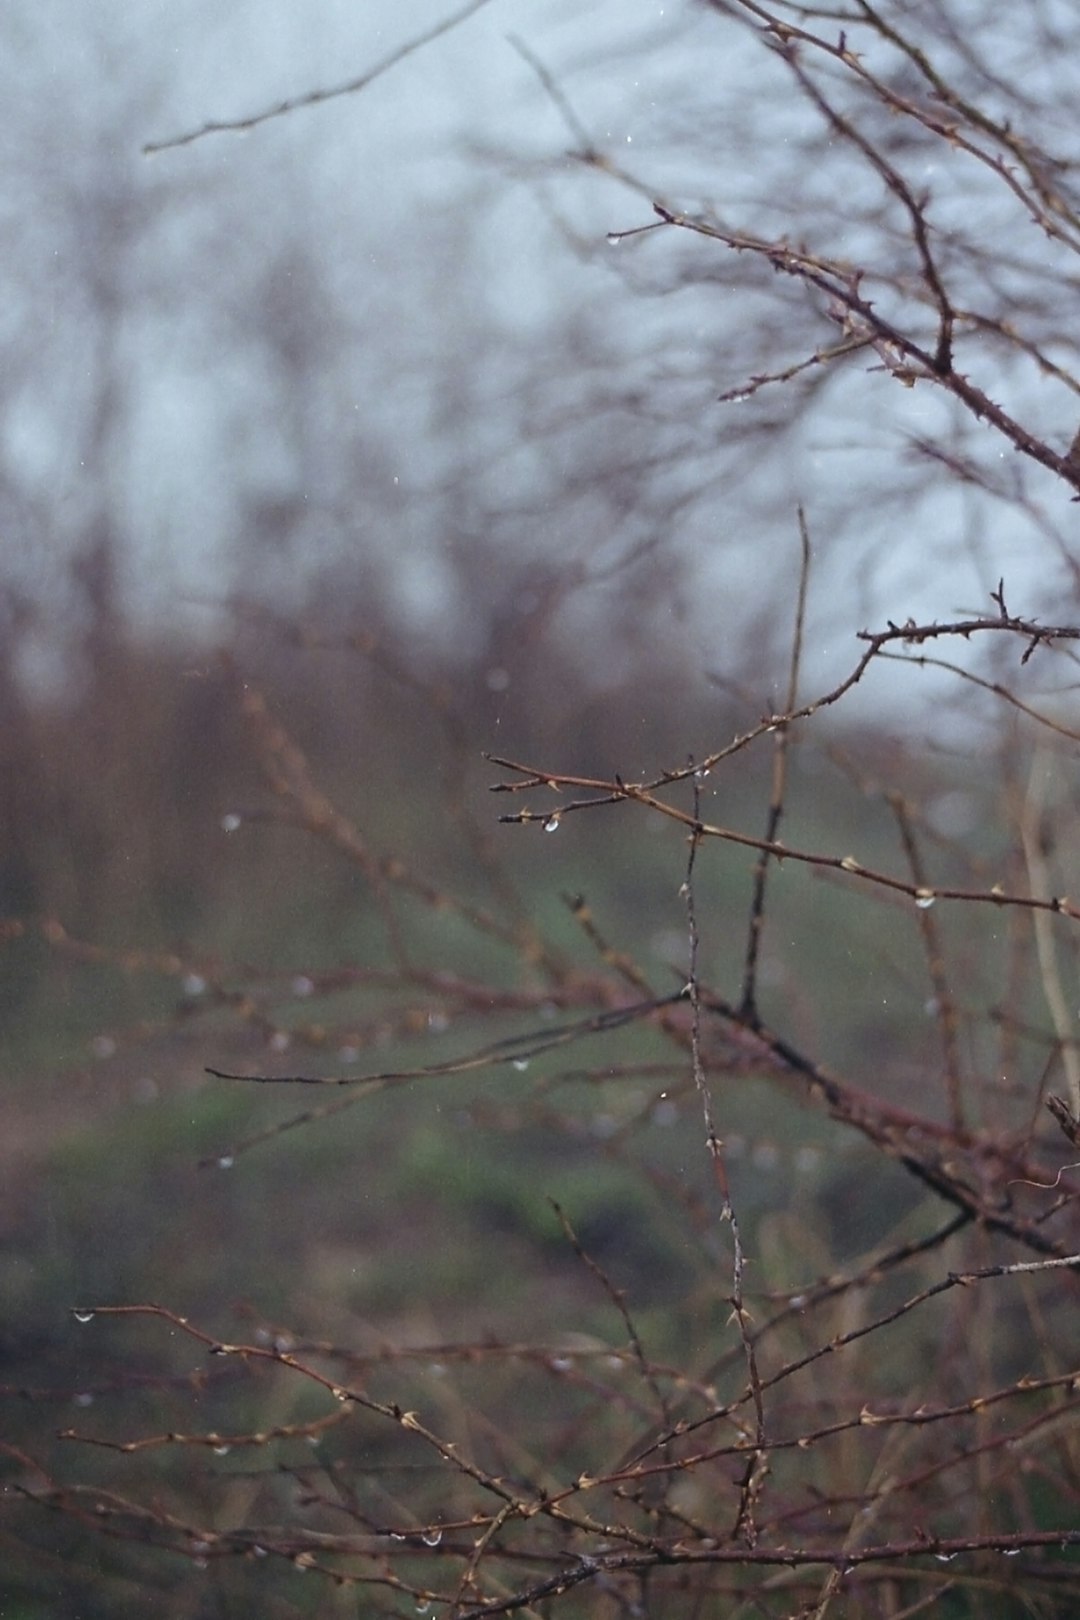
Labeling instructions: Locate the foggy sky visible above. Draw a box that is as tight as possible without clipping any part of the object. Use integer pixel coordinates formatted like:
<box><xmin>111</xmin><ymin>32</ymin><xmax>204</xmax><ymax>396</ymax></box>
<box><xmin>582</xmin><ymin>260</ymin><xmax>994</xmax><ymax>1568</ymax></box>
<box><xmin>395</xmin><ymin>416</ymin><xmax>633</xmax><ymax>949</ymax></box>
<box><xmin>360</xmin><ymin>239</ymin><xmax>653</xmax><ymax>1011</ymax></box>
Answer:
<box><xmin>4</xmin><ymin>0</ymin><xmax>1079</xmax><ymax>714</ymax></box>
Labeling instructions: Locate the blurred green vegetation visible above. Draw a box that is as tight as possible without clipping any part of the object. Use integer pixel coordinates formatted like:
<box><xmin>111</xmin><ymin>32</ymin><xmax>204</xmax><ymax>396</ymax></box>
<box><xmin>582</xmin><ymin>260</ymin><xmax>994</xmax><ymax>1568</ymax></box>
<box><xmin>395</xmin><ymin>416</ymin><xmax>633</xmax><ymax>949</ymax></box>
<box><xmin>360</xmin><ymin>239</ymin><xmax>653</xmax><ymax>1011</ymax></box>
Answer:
<box><xmin>2</xmin><ymin>623</ymin><xmax>1071</xmax><ymax>1618</ymax></box>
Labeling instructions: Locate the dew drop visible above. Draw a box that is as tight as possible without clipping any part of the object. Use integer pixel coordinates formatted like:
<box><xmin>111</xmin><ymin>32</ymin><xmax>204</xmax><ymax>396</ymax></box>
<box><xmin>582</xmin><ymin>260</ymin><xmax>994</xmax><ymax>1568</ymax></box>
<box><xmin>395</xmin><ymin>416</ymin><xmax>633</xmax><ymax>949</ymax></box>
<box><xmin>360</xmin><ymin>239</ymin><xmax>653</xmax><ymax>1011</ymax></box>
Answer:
<box><xmin>217</xmin><ymin>1155</ymin><xmax>235</xmax><ymax>1171</ymax></box>
<box><xmin>543</xmin><ymin>814</ymin><xmax>561</xmax><ymax>833</ymax></box>
<box><xmin>183</xmin><ymin>973</ymin><xmax>207</xmax><ymax>996</ymax></box>
<box><xmin>221</xmin><ymin>813</ymin><xmax>242</xmax><ymax>833</ymax></box>
<box><xmin>331</xmin><ymin>1387</ymin><xmax>350</xmax><ymax>1402</ymax></box>
<box><xmin>416</xmin><ymin>1601</ymin><xmax>431</xmax><ymax>1615</ymax></box>
<box><xmin>212</xmin><ymin>1444</ymin><xmax>231</xmax><ymax>1456</ymax></box>
<box><xmin>1002</xmin><ymin>1547</ymin><xmax>1020</xmax><ymax>1557</ymax></box>
<box><xmin>422</xmin><ymin>1528</ymin><xmax>443</xmax><ymax>1547</ymax></box>
<box><xmin>511</xmin><ymin>1058</ymin><xmax>530</xmax><ymax>1072</ymax></box>
<box><xmin>253</xmin><ymin>1545</ymin><xmax>268</xmax><ymax>1558</ymax></box>
<box><xmin>73</xmin><ymin>1310</ymin><xmax>95</xmax><ymax>1325</ymax></box>
<box><xmin>934</xmin><ymin>1552</ymin><xmax>957</xmax><ymax>1563</ymax></box>
<box><xmin>914</xmin><ymin>890</ymin><xmax>936</xmax><ymax>909</ymax></box>
<box><xmin>74</xmin><ymin>1391</ymin><xmax>94</xmax><ymax>1407</ymax></box>
<box><xmin>550</xmin><ymin>1356</ymin><xmax>573</xmax><ymax>1373</ymax></box>
<box><xmin>291</xmin><ymin>975</ymin><xmax>315</xmax><ymax>998</ymax></box>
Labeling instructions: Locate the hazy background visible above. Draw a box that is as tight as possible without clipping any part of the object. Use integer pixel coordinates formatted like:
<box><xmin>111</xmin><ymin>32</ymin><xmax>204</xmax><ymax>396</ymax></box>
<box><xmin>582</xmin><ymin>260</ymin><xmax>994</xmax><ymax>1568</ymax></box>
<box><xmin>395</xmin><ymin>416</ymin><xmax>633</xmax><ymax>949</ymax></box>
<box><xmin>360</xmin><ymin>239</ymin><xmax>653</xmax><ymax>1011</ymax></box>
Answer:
<box><xmin>6</xmin><ymin>7</ymin><xmax>1080</xmax><ymax>1610</ymax></box>
<box><xmin>5</xmin><ymin>0</ymin><xmax>1080</xmax><ymax>1106</ymax></box>
<box><xmin>7</xmin><ymin>0</ymin><xmax>1076</xmax><ymax>705</ymax></box>
<box><xmin>6</xmin><ymin>0</ymin><xmax>1080</xmax><ymax>1152</ymax></box>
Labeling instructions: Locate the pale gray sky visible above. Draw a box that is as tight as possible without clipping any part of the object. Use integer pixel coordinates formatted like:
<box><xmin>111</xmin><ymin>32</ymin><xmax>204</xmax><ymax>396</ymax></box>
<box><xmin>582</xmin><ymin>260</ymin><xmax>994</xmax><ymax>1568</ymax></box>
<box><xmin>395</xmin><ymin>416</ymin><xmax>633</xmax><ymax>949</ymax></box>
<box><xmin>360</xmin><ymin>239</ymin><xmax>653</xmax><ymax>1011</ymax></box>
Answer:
<box><xmin>4</xmin><ymin>0</ymin><xmax>1079</xmax><ymax>715</ymax></box>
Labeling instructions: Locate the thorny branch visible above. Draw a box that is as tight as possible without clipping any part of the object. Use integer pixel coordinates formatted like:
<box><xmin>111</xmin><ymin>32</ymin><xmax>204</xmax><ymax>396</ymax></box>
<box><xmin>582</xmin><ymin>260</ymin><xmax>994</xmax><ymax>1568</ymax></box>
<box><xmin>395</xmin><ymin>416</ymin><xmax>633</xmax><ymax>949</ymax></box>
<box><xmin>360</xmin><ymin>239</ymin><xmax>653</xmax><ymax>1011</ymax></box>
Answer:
<box><xmin>20</xmin><ymin>580</ymin><xmax>1080</xmax><ymax>1612</ymax></box>
<box><xmin>490</xmin><ymin>597</ymin><xmax>1080</xmax><ymax>927</ymax></box>
<box><xmin>16</xmin><ymin>5</ymin><xmax>1080</xmax><ymax>1614</ymax></box>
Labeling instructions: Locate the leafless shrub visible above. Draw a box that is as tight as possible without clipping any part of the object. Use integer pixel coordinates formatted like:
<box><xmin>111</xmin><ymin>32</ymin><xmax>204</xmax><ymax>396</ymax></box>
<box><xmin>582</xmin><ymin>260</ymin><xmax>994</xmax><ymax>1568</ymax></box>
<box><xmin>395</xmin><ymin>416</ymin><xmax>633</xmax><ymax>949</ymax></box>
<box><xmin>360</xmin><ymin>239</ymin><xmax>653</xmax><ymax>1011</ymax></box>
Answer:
<box><xmin>6</xmin><ymin>3</ymin><xmax>1080</xmax><ymax>1617</ymax></box>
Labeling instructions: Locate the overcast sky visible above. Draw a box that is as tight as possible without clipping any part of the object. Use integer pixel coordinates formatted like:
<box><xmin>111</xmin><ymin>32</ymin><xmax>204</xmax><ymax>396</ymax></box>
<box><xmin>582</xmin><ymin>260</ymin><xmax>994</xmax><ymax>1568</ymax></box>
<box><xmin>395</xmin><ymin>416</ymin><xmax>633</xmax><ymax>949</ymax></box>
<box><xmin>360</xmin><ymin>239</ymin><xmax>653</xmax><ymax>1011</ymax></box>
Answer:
<box><xmin>5</xmin><ymin>0</ymin><xmax>1080</xmax><ymax>718</ymax></box>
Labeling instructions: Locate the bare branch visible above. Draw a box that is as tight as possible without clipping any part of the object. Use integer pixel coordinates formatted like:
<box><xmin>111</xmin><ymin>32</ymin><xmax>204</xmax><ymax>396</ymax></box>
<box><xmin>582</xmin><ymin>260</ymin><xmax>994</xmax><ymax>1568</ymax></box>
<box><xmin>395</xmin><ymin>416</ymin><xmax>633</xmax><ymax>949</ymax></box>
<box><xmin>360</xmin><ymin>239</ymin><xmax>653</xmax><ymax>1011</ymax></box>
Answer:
<box><xmin>143</xmin><ymin>0</ymin><xmax>496</xmax><ymax>154</ymax></box>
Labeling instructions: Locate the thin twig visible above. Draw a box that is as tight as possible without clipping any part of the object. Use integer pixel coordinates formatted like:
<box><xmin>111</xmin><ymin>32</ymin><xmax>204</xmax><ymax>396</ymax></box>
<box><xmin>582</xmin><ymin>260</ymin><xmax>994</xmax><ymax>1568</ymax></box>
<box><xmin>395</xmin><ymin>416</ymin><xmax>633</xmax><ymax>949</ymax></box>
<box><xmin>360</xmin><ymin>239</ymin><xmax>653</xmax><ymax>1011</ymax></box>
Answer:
<box><xmin>1021</xmin><ymin>744</ymin><xmax>1080</xmax><ymax>1119</ymax></box>
<box><xmin>740</xmin><ymin>509</ymin><xmax>810</xmax><ymax>1017</ymax></box>
<box><xmin>683</xmin><ymin>773</ymin><xmax>767</xmax><ymax>1546</ymax></box>
<box><xmin>888</xmin><ymin>791</ymin><xmax>965</xmax><ymax>1130</ymax></box>
<box><xmin>143</xmin><ymin>0</ymin><xmax>495</xmax><ymax>154</ymax></box>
